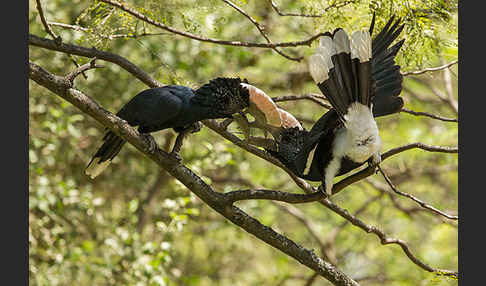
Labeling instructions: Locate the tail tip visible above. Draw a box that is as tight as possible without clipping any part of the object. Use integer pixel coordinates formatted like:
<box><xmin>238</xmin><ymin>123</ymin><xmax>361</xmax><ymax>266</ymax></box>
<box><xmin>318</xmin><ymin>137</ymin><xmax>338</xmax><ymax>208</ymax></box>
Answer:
<box><xmin>85</xmin><ymin>157</ymin><xmax>111</xmax><ymax>179</ymax></box>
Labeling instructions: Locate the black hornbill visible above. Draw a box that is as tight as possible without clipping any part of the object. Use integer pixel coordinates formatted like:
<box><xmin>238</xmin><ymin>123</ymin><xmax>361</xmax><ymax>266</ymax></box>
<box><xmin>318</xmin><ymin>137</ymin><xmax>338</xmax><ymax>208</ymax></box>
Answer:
<box><xmin>85</xmin><ymin>77</ymin><xmax>256</xmax><ymax>179</ymax></box>
<box><xmin>267</xmin><ymin>15</ymin><xmax>405</xmax><ymax>195</ymax></box>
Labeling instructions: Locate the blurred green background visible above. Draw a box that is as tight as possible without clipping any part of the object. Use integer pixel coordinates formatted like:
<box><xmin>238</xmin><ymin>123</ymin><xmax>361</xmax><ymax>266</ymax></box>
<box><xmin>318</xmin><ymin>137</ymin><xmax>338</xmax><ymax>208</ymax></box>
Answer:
<box><xmin>29</xmin><ymin>0</ymin><xmax>458</xmax><ymax>285</ymax></box>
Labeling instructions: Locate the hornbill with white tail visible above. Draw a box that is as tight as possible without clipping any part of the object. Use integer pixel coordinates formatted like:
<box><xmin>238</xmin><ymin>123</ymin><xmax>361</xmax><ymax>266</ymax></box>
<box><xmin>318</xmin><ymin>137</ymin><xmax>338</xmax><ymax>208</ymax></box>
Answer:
<box><xmin>85</xmin><ymin>77</ymin><xmax>254</xmax><ymax>179</ymax></box>
<box><xmin>267</xmin><ymin>15</ymin><xmax>405</xmax><ymax>195</ymax></box>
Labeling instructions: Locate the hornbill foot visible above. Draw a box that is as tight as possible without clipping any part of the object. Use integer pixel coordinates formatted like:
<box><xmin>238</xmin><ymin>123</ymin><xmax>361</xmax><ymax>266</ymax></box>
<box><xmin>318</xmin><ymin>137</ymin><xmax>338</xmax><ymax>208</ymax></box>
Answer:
<box><xmin>247</xmin><ymin>136</ymin><xmax>278</xmax><ymax>151</ymax></box>
<box><xmin>318</xmin><ymin>185</ymin><xmax>331</xmax><ymax>197</ymax></box>
<box><xmin>142</xmin><ymin>133</ymin><xmax>158</xmax><ymax>154</ymax></box>
<box><xmin>171</xmin><ymin>131</ymin><xmax>187</xmax><ymax>157</ymax></box>
<box><xmin>368</xmin><ymin>152</ymin><xmax>382</xmax><ymax>174</ymax></box>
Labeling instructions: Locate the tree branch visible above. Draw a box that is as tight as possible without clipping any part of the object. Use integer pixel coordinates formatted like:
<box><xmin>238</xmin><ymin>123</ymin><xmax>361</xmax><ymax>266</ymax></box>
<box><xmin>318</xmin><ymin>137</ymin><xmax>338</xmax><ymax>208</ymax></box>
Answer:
<box><xmin>99</xmin><ymin>0</ymin><xmax>327</xmax><ymax>49</ymax></box>
<box><xmin>366</xmin><ymin>179</ymin><xmax>458</xmax><ymax>227</ymax></box>
<box><xmin>29</xmin><ymin>34</ymin><xmax>162</xmax><ymax>88</ymax></box>
<box><xmin>382</xmin><ymin>142</ymin><xmax>458</xmax><ymax>159</ymax></box>
<box><xmin>35</xmin><ymin>0</ymin><xmax>61</xmax><ymax>43</ymax></box>
<box><xmin>377</xmin><ymin>166</ymin><xmax>458</xmax><ymax>220</ymax></box>
<box><xmin>400</xmin><ymin>108</ymin><xmax>457</xmax><ymax>123</ymax></box>
<box><xmin>65</xmin><ymin>57</ymin><xmax>104</xmax><ymax>84</ymax></box>
<box><xmin>47</xmin><ymin>21</ymin><xmax>171</xmax><ymax>39</ymax></box>
<box><xmin>269</xmin><ymin>0</ymin><xmax>356</xmax><ymax>17</ymax></box>
<box><xmin>272</xmin><ymin>94</ymin><xmax>332</xmax><ymax>109</ymax></box>
<box><xmin>221</xmin><ymin>0</ymin><xmax>301</xmax><ymax>61</ymax></box>
<box><xmin>225</xmin><ymin>189</ymin><xmax>325</xmax><ymax>204</ymax></box>
<box><xmin>401</xmin><ymin>60</ymin><xmax>458</xmax><ymax>76</ymax></box>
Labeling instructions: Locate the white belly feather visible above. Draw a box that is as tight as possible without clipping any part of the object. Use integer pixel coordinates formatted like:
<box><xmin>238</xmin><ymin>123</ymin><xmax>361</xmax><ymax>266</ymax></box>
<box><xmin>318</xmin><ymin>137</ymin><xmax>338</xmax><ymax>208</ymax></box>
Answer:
<box><xmin>323</xmin><ymin>103</ymin><xmax>381</xmax><ymax>195</ymax></box>
<box><xmin>342</xmin><ymin>103</ymin><xmax>381</xmax><ymax>162</ymax></box>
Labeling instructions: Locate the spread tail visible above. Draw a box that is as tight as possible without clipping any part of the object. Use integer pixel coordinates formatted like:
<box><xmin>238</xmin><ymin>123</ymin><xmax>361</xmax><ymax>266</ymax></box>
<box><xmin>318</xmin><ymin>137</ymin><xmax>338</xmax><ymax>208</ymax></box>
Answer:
<box><xmin>309</xmin><ymin>27</ymin><xmax>372</xmax><ymax>122</ymax></box>
<box><xmin>85</xmin><ymin>130</ymin><xmax>126</xmax><ymax>179</ymax></box>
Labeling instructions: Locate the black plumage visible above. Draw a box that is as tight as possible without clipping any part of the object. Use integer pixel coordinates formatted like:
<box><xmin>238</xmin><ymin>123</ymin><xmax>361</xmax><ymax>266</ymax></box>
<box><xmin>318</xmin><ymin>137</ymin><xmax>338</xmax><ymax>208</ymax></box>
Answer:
<box><xmin>268</xmin><ymin>15</ymin><xmax>405</xmax><ymax>193</ymax></box>
<box><xmin>85</xmin><ymin>77</ymin><xmax>250</xmax><ymax>178</ymax></box>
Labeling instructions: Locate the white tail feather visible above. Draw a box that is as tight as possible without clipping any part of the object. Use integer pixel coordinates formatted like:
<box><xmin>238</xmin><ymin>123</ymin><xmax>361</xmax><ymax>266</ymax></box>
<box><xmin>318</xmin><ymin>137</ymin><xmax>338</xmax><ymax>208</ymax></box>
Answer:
<box><xmin>350</xmin><ymin>30</ymin><xmax>371</xmax><ymax>62</ymax></box>
<box><xmin>309</xmin><ymin>54</ymin><xmax>329</xmax><ymax>84</ymax></box>
<box><xmin>310</xmin><ymin>35</ymin><xmax>343</xmax><ymax>84</ymax></box>
<box><xmin>319</xmin><ymin>36</ymin><xmax>335</xmax><ymax>53</ymax></box>
<box><xmin>318</xmin><ymin>36</ymin><xmax>336</xmax><ymax>68</ymax></box>
<box><xmin>85</xmin><ymin>157</ymin><xmax>112</xmax><ymax>179</ymax></box>
<box><xmin>333</xmin><ymin>29</ymin><xmax>351</xmax><ymax>54</ymax></box>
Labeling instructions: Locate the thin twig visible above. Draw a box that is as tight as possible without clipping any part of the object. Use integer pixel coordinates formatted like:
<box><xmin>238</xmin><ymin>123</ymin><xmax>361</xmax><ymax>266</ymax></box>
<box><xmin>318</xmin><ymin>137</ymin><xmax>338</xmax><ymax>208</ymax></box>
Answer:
<box><xmin>222</xmin><ymin>0</ymin><xmax>301</xmax><ymax>61</ymax></box>
<box><xmin>366</xmin><ymin>179</ymin><xmax>458</xmax><ymax>227</ymax></box>
<box><xmin>272</xmin><ymin>94</ymin><xmax>332</xmax><ymax>109</ymax></box>
<box><xmin>269</xmin><ymin>0</ymin><xmax>356</xmax><ymax>17</ymax></box>
<box><xmin>220</xmin><ymin>118</ymin><xmax>234</xmax><ymax>130</ymax></box>
<box><xmin>400</xmin><ymin>108</ymin><xmax>457</xmax><ymax>123</ymax></box>
<box><xmin>47</xmin><ymin>21</ymin><xmax>171</xmax><ymax>39</ymax></box>
<box><xmin>48</xmin><ymin>21</ymin><xmax>88</xmax><ymax>32</ymax></box>
<box><xmin>401</xmin><ymin>60</ymin><xmax>458</xmax><ymax>76</ymax></box>
<box><xmin>272</xmin><ymin>94</ymin><xmax>457</xmax><ymax>122</ymax></box>
<box><xmin>68</xmin><ymin>54</ymin><xmax>88</xmax><ymax>80</ymax></box>
<box><xmin>35</xmin><ymin>0</ymin><xmax>61</xmax><ymax>43</ymax></box>
<box><xmin>377</xmin><ymin>166</ymin><xmax>458</xmax><ymax>220</ymax></box>
<box><xmin>382</xmin><ymin>142</ymin><xmax>458</xmax><ymax>159</ymax></box>
<box><xmin>303</xmin><ymin>272</ymin><xmax>320</xmax><ymax>286</ymax></box>
<box><xmin>65</xmin><ymin>57</ymin><xmax>104</xmax><ymax>84</ymax></box>
<box><xmin>274</xmin><ymin>203</ymin><xmax>326</xmax><ymax>247</ymax></box>
<box><xmin>441</xmin><ymin>58</ymin><xmax>459</xmax><ymax>114</ymax></box>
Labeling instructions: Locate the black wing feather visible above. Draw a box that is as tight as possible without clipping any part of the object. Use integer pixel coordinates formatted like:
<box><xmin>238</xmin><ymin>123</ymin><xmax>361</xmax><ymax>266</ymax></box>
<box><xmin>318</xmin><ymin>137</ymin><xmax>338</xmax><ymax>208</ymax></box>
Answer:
<box><xmin>370</xmin><ymin>17</ymin><xmax>405</xmax><ymax>117</ymax></box>
<box><xmin>117</xmin><ymin>86</ymin><xmax>185</xmax><ymax>133</ymax></box>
